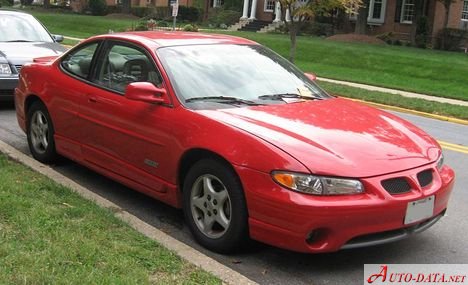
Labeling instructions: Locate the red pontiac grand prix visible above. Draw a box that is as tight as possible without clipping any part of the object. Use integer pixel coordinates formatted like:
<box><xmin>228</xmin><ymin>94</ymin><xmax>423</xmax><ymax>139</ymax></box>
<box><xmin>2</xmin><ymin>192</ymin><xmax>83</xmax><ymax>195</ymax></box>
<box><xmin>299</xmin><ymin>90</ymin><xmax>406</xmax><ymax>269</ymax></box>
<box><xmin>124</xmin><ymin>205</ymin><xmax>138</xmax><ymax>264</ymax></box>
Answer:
<box><xmin>15</xmin><ymin>32</ymin><xmax>455</xmax><ymax>254</ymax></box>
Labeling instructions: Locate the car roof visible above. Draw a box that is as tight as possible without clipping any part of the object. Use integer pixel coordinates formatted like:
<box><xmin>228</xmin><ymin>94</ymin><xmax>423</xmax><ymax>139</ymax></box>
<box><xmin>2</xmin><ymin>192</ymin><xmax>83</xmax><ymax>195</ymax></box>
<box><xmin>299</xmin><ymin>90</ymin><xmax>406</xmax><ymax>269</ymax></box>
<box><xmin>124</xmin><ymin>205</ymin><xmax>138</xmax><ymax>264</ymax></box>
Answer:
<box><xmin>89</xmin><ymin>31</ymin><xmax>259</xmax><ymax>48</ymax></box>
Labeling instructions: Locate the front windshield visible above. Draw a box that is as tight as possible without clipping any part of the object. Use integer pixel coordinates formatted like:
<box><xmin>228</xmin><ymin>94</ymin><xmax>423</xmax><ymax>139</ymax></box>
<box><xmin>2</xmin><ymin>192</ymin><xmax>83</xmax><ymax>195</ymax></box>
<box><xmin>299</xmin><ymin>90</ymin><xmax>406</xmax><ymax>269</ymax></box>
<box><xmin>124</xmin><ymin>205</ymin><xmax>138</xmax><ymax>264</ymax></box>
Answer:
<box><xmin>0</xmin><ymin>14</ymin><xmax>54</xmax><ymax>43</ymax></box>
<box><xmin>157</xmin><ymin>44</ymin><xmax>330</xmax><ymax>106</ymax></box>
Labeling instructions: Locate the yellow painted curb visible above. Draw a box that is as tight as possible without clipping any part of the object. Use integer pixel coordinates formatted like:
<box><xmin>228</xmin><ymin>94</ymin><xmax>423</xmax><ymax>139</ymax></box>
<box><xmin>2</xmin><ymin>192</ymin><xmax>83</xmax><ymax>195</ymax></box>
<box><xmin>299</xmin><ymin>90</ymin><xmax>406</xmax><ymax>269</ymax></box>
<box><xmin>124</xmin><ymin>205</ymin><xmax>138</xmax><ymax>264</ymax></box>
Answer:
<box><xmin>347</xmin><ymin>98</ymin><xmax>468</xmax><ymax>126</ymax></box>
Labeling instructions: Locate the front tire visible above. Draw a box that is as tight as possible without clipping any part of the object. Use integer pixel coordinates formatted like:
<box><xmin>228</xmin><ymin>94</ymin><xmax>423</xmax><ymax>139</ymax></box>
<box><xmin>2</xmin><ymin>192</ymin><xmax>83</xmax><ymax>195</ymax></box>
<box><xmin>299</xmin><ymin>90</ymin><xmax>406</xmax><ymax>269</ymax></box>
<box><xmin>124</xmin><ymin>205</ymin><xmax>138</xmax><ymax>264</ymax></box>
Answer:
<box><xmin>183</xmin><ymin>159</ymin><xmax>249</xmax><ymax>253</ymax></box>
<box><xmin>26</xmin><ymin>101</ymin><xmax>58</xmax><ymax>164</ymax></box>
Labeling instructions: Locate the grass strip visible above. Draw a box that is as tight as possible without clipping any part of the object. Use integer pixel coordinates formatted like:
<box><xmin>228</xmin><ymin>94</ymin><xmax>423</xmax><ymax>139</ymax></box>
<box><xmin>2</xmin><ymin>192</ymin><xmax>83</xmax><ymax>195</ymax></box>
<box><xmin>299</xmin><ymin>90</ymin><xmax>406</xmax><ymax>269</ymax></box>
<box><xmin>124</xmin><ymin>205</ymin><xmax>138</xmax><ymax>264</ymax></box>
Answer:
<box><xmin>0</xmin><ymin>154</ymin><xmax>220</xmax><ymax>285</ymax></box>
<box><xmin>319</xmin><ymin>81</ymin><xmax>468</xmax><ymax>120</ymax></box>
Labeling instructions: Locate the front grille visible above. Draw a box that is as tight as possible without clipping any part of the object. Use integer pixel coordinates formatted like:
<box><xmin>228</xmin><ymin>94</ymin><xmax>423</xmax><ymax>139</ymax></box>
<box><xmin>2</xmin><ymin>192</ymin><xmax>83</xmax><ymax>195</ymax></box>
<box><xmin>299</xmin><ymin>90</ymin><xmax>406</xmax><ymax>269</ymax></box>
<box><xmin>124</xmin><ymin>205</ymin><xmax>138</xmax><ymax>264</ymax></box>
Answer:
<box><xmin>417</xmin><ymin>169</ymin><xmax>433</xmax><ymax>188</ymax></box>
<box><xmin>381</xmin><ymin>177</ymin><xmax>411</xmax><ymax>194</ymax></box>
<box><xmin>15</xmin><ymin>65</ymin><xmax>22</xmax><ymax>73</ymax></box>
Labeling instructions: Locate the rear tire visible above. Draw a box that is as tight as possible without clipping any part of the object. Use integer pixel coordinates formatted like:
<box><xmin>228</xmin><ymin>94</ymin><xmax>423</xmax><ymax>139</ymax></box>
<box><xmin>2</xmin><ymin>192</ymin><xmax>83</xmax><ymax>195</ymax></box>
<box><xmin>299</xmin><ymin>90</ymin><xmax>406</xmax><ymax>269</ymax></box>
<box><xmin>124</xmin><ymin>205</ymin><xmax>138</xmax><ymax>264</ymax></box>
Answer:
<box><xmin>26</xmin><ymin>101</ymin><xmax>58</xmax><ymax>164</ymax></box>
<box><xmin>183</xmin><ymin>158</ymin><xmax>249</xmax><ymax>254</ymax></box>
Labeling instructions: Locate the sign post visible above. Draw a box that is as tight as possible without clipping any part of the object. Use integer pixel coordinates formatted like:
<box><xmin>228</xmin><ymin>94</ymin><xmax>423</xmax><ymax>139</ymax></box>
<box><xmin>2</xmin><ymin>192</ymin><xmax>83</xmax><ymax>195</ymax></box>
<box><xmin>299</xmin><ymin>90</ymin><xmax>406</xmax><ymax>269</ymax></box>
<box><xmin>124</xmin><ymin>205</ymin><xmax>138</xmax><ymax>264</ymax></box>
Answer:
<box><xmin>172</xmin><ymin>0</ymin><xmax>179</xmax><ymax>31</ymax></box>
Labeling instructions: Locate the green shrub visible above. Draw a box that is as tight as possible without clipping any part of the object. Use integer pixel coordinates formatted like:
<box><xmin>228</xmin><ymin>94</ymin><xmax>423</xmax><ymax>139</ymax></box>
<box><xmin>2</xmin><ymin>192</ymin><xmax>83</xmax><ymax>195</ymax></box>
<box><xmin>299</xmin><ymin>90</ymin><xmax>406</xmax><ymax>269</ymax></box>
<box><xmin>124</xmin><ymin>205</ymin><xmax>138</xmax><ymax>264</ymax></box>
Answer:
<box><xmin>436</xmin><ymin>28</ymin><xmax>468</xmax><ymax>51</ymax></box>
<box><xmin>207</xmin><ymin>8</ymin><xmax>241</xmax><ymax>27</ymax></box>
<box><xmin>88</xmin><ymin>0</ymin><xmax>107</xmax><ymax>15</ymax></box>
<box><xmin>134</xmin><ymin>21</ymin><xmax>148</xmax><ymax>31</ymax></box>
<box><xmin>178</xmin><ymin>6</ymin><xmax>201</xmax><ymax>22</ymax></box>
<box><xmin>415</xmin><ymin>16</ymin><xmax>429</xmax><ymax>49</ymax></box>
<box><xmin>131</xmin><ymin>7</ymin><xmax>152</xmax><ymax>17</ymax></box>
<box><xmin>157</xmin><ymin>20</ymin><xmax>169</xmax><ymax>27</ymax></box>
<box><xmin>0</xmin><ymin>0</ymin><xmax>13</xmax><ymax>6</ymax></box>
<box><xmin>301</xmin><ymin>22</ymin><xmax>333</xmax><ymax>37</ymax></box>
<box><xmin>183</xmin><ymin>24</ymin><xmax>198</xmax><ymax>32</ymax></box>
<box><xmin>141</xmin><ymin>7</ymin><xmax>171</xmax><ymax>20</ymax></box>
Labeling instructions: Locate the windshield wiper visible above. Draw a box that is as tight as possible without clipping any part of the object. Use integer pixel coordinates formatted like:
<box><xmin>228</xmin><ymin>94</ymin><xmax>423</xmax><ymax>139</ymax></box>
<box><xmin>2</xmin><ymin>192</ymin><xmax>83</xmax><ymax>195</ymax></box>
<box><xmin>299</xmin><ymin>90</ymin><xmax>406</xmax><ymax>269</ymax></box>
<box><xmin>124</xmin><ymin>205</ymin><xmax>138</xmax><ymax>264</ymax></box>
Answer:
<box><xmin>185</xmin><ymin>96</ymin><xmax>261</xmax><ymax>106</ymax></box>
<box><xmin>258</xmin><ymin>93</ymin><xmax>323</xmax><ymax>101</ymax></box>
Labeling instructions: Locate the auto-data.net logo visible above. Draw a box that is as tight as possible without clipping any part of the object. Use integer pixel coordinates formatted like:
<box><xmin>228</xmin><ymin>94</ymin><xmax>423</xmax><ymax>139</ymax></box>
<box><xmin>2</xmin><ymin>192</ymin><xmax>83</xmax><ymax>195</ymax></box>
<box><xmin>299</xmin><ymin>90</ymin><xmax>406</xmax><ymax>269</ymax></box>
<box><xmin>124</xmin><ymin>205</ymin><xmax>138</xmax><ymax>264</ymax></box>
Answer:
<box><xmin>364</xmin><ymin>264</ymin><xmax>467</xmax><ymax>285</ymax></box>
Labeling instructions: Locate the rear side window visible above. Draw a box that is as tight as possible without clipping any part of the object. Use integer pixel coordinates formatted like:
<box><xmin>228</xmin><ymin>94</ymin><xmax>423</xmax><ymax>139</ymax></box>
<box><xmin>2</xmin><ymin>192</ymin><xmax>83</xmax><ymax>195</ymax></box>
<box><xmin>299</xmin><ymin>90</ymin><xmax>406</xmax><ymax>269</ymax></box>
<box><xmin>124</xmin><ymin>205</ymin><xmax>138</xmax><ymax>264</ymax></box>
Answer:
<box><xmin>61</xmin><ymin>43</ymin><xmax>99</xmax><ymax>79</ymax></box>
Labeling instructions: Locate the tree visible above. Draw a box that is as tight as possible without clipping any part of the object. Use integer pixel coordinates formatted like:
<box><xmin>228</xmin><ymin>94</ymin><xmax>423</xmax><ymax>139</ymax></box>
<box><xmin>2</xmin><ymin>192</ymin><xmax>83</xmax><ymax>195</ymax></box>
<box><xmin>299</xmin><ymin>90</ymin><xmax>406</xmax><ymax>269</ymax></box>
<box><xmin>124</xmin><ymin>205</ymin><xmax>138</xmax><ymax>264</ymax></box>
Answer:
<box><xmin>354</xmin><ymin>0</ymin><xmax>369</xmax><ymax>34</ymax></box>
<box><xmin>279</xmin><ymin>0</ymin><xmax>362</xmax><ymax>63</ymax></box>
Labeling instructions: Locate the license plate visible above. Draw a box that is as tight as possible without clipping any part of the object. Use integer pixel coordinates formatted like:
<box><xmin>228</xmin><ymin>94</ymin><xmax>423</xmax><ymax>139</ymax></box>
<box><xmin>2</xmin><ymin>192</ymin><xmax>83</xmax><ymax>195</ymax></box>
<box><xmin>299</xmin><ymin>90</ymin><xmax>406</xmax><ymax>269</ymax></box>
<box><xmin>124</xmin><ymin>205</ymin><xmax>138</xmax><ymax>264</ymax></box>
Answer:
<box><xmin>404</xmin><ymin>196</ymin><xmax>435</xmax><ymax>225</ymax></box>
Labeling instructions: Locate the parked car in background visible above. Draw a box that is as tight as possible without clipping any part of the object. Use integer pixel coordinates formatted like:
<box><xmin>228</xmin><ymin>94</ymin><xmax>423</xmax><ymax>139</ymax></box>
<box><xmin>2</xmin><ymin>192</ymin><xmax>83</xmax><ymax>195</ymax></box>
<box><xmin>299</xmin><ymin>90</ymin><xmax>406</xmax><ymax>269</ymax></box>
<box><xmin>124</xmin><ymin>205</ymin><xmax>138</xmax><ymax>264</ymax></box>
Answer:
<box><xmin>15</xmin><ymin>31</ymin><xmax>455</xmax><ymax>254</ymax></box>
<box><xmin>0</xmin><ymin>10</ymin><xmax>66</xmax><ymax>101</ymax></box>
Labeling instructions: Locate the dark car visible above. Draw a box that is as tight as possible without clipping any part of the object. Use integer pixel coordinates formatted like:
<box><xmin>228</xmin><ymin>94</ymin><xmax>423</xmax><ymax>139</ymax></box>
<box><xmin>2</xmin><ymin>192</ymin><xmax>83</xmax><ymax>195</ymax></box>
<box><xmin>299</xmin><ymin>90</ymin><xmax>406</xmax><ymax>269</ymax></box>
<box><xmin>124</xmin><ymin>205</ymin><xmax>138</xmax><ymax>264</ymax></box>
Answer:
<box><xmin>0</xmin><ymin>10</ymin><xmax>67</xmax><ymax>101</ymax></box>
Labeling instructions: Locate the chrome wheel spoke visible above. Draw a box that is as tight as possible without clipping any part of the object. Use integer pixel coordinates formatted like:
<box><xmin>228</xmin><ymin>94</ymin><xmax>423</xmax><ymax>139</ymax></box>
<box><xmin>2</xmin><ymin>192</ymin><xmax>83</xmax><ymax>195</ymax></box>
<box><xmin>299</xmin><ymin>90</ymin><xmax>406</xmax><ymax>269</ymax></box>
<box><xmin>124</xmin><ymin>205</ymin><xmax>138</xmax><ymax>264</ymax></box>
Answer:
<box><xmin>203</xmin><ymin>177</ymin><xmax>217</xmax><ymax>196</ymax></box>
<box><xmin>203</xmin><ymin>215</ymin><xmax>216</xmax><ymax>232</ymax></box>
<box><xmin>215</xmin><ymin>212</ymin><xmax>229</xmax><ymax>230</ymax></box>
<box><xmin>192</xmin><ymin>196</ymin><xmax>205</xmax><ymax>211</ymax></box>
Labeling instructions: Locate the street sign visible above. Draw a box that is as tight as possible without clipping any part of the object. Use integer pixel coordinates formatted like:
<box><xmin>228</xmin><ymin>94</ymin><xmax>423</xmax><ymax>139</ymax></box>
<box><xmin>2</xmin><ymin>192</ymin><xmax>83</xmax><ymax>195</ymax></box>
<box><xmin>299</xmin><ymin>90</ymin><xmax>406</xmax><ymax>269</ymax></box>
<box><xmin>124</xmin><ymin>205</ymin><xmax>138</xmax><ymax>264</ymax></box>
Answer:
<box><xmin>172</xmin><ymin>2</ymin><xmax>179</xmax><ymax>17</ymax></box>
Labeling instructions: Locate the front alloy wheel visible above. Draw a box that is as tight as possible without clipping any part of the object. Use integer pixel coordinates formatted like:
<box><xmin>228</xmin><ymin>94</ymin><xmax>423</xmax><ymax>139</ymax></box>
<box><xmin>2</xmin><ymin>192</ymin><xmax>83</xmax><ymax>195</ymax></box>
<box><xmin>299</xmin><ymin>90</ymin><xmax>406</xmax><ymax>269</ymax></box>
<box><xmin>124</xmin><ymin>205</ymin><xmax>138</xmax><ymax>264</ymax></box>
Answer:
<box><xmin>190</xmin><ymin>174</ymin><xmax>232</xmax><ymax>239</ymax></box>
<box><xmin>183</xmin><ymin>159</ymin><xmax>249</xmax><ymax>253</ymax></box>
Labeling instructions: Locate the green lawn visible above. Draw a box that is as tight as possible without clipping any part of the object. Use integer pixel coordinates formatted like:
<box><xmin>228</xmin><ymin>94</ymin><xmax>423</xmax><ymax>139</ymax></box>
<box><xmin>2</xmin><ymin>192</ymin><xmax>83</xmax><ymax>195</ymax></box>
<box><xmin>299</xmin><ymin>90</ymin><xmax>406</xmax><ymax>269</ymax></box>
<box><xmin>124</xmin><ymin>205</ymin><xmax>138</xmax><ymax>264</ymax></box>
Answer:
<box><xmin>225</xmin><ymin>32</ymin><xmax>468</xmax><ymax>102</ymax></box>
<box><xmin>28</xmin><ymin>9</ymin><xmax>139</xmax><ymax>38</ymax></box>
<box><xmin>0</xmin><ymin>154</ymin><xmax>220</xmax><ymax>285</ymax></box>
<box><xmin>25</xmin><ymin>10</ymin><xmax>468</xmax><ymax>101</ymax></box>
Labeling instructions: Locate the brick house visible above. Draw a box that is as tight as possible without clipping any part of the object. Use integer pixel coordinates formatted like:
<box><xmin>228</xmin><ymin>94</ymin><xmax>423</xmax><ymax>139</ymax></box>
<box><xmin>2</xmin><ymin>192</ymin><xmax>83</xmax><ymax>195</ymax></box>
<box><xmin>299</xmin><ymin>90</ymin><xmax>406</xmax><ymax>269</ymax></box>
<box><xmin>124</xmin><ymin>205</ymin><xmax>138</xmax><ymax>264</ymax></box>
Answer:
<box><xmin>234</xmin><ymin>0</ymin><xmax>468</xmax><ymax>37</ymax></box>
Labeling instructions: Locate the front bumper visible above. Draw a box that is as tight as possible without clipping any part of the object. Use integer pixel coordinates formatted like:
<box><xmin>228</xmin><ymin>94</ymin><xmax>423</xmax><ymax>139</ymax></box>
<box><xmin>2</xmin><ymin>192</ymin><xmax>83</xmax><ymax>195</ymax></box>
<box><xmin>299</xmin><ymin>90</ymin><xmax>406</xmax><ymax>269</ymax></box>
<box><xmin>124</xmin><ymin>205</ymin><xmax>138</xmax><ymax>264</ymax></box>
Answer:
<box><xmin>236</xmin><ymin>162</ymin><xmax>455</xmax><ymax>253</ymax></box>
<box><xmin>0</xmin><ymin>76</ymin><xmax>19</xmax><ymax>101</ymax></box>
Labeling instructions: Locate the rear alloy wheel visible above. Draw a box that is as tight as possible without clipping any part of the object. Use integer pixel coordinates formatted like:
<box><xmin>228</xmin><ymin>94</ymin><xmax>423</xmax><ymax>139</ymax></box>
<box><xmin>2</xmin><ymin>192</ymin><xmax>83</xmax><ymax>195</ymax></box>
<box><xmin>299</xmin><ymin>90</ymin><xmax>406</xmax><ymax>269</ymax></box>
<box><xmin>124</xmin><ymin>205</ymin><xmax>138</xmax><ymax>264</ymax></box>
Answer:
<box><xmin>183</xmin><ymin>159</ymin><xmax>248</xmax><ymax>253</ymax></box>
<box><xmin>27</xmin><ymin>101</ymin><xmax>58</xmax><ymax>163</ymax></box>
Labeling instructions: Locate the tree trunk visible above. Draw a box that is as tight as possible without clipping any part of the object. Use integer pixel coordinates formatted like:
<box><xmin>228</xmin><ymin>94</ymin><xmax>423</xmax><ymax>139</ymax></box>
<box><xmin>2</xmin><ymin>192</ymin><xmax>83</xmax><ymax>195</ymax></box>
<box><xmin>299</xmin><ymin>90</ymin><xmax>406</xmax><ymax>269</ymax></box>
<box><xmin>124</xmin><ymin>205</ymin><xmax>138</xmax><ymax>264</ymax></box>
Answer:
<box><xmin>289</xmin><ymin>23</ymin><xmax>297</xmax><ymax>63</ymax></box>
<box><xmin>355</xmin><ymin>0</ymin><xmax>369</xmax><ymax>34</ymax></box>
<box><xmin>43</xmin><ymin>0</ymin><xmax>49</xmax><ymax>8</ymax></box>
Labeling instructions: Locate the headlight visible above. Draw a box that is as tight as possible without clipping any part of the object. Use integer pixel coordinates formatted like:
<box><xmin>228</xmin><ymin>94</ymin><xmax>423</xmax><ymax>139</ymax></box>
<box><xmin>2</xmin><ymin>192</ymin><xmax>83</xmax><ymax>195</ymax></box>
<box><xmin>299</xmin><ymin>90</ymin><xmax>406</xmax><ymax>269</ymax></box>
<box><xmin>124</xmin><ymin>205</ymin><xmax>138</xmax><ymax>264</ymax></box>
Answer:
<box><xmin>272</xmin><ymin>171</ymin><xmax>364</xmax><ymax>195</ymax></box>
<box><xmin>0</xmin><ymin>63</ymin><xmax>12</xmax><ymax>75</ymax></box>
<box><xmin>436</xmin><ymin>153</ymin><xmax>444</xmax><ymax>170</ymax></box>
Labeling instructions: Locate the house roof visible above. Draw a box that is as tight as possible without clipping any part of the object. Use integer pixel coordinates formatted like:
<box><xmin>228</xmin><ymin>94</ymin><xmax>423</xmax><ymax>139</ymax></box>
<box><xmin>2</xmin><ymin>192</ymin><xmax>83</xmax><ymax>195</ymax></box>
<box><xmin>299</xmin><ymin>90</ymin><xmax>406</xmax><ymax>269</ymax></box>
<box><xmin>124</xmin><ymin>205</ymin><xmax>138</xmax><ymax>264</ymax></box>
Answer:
<box><xmin>89</xmin><ymin>31</ymin><xmax>259</xmax><ymax>48</ymax></box>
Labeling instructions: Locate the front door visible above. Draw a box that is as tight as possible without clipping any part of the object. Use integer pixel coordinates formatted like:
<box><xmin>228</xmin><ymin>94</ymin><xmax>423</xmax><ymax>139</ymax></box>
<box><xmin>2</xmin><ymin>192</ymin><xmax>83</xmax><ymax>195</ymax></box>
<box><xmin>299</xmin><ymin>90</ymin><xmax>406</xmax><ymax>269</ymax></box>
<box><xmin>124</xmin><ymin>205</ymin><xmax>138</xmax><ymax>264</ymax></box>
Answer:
<box><xmin>79</xmin><ymin>40</ymin><xmax>175</xmax><ymax>194</ymax></box>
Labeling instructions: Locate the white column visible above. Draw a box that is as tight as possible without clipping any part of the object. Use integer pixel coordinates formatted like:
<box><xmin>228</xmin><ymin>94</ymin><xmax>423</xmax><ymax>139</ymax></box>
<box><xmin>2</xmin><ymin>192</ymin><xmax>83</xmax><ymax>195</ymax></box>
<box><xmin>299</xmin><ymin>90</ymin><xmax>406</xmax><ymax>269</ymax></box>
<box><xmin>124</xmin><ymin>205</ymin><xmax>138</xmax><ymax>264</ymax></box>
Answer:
<box><xmin>213</xmin><ymin>0</ymin><xmax>217</xmax><ymax>7</ymax></box>
<box><xmin>241</xmin><ymin>0</ymin><xmax>249</xmax><ymax>19</ymax></box>
<box><xmin>285</xmin><ymin>8</ymin><xmax>291</xmax><ymax>22</ymax></box>
<box><xmin>273</xmin><ymin>1</ymin><xmax>281</xmax><ymax>22</ymax></box>
<box><xmin>249</xmin><ymin>0</ymin><xmax>258</xmax><ymax>20</ymax></box>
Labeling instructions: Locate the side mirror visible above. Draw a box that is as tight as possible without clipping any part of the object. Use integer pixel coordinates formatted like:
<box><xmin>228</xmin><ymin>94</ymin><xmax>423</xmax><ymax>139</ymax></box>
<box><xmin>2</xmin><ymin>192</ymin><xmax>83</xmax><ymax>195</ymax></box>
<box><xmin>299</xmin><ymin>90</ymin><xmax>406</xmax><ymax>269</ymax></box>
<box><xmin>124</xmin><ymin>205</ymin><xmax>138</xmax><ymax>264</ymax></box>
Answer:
<box><xmin>53</xmin><ymin>35</ymin><xmax>64</xmax><ymax>43</ymax></box>
<box><xmin>304</xmin><ymin>72</ymin><xmax>317</xmax><ymax>81</ymax></box>
<box><xmin>125</xmin><ymin>82</ymin><xmax>167</xmax><ymax>104</ymax></box>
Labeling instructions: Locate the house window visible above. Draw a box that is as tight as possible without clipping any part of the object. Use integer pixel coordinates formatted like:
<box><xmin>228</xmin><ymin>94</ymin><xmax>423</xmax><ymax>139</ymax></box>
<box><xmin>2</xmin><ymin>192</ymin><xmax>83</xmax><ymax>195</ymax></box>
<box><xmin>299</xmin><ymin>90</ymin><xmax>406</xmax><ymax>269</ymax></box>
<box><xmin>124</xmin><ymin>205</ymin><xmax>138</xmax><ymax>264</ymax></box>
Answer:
<box><xmin>213</xmin><ymin>0</ymin><xmax>223</xmax><ymax>7</ymax></box>
<box><xmin>400</xmin><ymin>0</ymin><xmax>414</xmax><ymax>23</ymax></box>
<box><xmin>462</xmin><ymin>0</ymin><xmax>468</xmax><ymax>21</ymax></box>
<box><xmin>368</xmin><ymin>0</ymin><xmax>387</xmax><ymax>24</ymax></box>
<box><xmin>264</xmin><ymin>0</ymin><xmax>275</xmax><ymax>12</ymax></box>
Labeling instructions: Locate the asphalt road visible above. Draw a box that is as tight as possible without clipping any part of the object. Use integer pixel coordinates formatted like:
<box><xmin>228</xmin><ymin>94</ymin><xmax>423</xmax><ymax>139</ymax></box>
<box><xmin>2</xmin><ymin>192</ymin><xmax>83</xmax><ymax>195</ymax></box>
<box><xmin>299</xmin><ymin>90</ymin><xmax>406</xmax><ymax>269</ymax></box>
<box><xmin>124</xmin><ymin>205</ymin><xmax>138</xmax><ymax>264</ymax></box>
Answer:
<box><xmin>0</xmin><ymin>102</ymin><xmax>467</xmax><ymax>285</ymax></box>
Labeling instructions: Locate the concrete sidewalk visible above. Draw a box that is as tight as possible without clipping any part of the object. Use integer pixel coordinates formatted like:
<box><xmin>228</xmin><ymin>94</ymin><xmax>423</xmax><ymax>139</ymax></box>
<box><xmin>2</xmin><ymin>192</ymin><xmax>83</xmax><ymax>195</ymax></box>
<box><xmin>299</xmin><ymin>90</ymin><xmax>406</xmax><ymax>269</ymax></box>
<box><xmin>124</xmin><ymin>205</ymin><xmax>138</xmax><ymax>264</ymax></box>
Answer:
<box><xmin>63</xmin><ymin>36</ymin><xmax>468</xmax><ymax>108</ymax></box>
<box><xmin>317</xmin><ymin>77</ymin><xmax>468</xmax><ymax>107</ymax></box>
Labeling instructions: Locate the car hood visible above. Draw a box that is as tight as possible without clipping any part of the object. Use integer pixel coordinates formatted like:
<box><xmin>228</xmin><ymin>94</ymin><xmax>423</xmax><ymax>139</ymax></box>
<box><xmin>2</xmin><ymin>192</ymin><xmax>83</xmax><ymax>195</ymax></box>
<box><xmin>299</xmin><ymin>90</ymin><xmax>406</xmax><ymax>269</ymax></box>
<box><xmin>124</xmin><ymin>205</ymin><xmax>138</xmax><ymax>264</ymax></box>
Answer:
<box><xmin>197</xmin><ymin>98</ymin><xmax>440</xmax><ymax>177</ymax></box>
<box><xmin>0</xmin><ymin>42</ymin><xmax>66</xmax><ymax>64</ymax></box>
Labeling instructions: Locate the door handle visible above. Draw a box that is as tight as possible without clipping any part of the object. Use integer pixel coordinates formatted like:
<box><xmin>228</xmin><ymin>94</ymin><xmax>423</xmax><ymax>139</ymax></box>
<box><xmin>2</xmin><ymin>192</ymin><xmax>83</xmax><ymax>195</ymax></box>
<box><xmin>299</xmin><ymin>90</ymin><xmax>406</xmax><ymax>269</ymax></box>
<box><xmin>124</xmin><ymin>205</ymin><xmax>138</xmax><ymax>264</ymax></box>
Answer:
<box><xmin>88</xmin><ymin>96</ymin><xmax>97</xmax><ymax>103</ymax></box>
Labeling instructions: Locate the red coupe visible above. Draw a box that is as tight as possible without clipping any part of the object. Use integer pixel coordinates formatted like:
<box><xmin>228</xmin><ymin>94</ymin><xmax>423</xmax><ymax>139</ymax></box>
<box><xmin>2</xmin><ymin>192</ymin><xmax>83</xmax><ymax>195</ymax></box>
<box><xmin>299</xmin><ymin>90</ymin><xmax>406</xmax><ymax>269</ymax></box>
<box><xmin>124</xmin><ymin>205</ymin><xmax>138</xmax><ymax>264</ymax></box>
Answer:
<box><xmin>15</xmin><ymin>32</ymin><xmax>455</xmax><ymax>253</ymax></box>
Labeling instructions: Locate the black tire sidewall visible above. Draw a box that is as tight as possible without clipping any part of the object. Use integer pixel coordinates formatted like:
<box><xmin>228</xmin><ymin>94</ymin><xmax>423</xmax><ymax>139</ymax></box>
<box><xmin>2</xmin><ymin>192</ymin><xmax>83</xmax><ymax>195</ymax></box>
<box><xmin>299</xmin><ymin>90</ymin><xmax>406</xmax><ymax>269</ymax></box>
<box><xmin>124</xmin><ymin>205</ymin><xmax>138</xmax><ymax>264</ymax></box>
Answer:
<box><xmin>26</xmin><ymin>101</ymin><xmax>58</xmax><ymax>164</ymax></box>
<box><xmin>183</xmin><ymin>158</ymin><xmax>249</xmax><ymax>254</ymax></box>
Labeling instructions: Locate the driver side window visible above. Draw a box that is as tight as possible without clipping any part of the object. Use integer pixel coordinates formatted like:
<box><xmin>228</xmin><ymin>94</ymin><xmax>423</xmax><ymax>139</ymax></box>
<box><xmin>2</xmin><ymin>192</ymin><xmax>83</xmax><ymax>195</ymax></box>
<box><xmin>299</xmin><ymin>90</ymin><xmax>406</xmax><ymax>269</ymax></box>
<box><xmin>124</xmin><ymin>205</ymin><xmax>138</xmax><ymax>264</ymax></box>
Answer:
<box><xmin>93</xmin><ymin>43</ymin><xmax>163</xmax><ymax>94</ymax></box>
